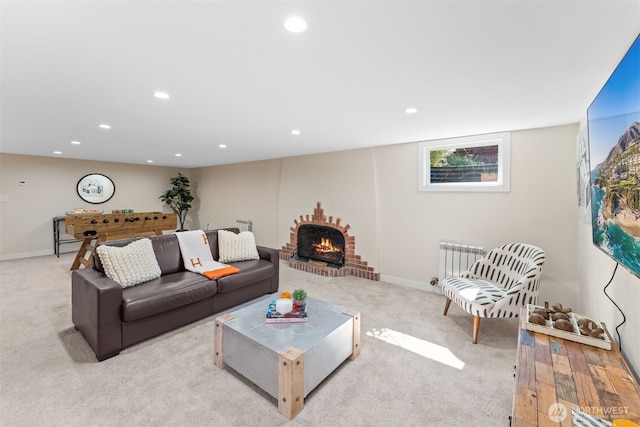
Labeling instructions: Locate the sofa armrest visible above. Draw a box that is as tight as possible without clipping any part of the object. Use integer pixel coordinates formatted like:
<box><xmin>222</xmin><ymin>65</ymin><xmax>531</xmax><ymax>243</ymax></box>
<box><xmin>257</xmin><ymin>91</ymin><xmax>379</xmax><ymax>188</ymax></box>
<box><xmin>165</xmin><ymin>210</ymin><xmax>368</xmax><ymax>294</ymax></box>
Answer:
<box><xmin>72</xmin><ymin>269</ymin><xmax>123</xmax><ymax>361</ymax></box>
<box><xmin>257</xmin><ymin>245</ymin><xmax>280</xmax><ymax>293</ymax></box>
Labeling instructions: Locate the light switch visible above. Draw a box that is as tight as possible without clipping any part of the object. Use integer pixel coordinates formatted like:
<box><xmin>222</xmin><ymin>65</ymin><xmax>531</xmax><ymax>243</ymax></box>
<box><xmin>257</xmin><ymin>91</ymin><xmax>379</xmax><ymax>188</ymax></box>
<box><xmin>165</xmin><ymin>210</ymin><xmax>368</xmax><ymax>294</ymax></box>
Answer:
<box><xmin>0</xmin><ymin>195</ymin><xmax>8</xmax><ymax>202</ymax></box>
<box><xmin>19</xmin><ymin>180</ymin><xmax>27</xmax><ymax>186</ymax></box>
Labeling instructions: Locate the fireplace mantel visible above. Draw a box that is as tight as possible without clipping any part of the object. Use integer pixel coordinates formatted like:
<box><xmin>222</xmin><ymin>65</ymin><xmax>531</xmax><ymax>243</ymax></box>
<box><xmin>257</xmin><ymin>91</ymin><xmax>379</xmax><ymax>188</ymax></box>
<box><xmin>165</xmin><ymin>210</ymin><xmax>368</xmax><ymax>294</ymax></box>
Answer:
<box><xmin>279</xmin><ymin>202</ymin><xmax>379</xmax><ymax>280</ymax></box>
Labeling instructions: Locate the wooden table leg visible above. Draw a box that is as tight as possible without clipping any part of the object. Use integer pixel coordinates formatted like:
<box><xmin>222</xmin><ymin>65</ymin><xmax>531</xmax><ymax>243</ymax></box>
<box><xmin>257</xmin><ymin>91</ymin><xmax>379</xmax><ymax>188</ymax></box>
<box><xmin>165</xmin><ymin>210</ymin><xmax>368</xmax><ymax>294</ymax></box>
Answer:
<box><xmin>343</xmin><ymin>309</ymin><xmax>361</xmax><ymax>360</ymax></box>
<box><xmin>214</xmin><ymin>314</ymin><xmax>234</xmax><ymax>368</ymax></box>
<box><xmin>278</xmin><ymin>347</ymin><xmax>304</xmax><ymax>419</ymax></box>
<box><xmin>70</xmin><ymin>233</ymin><xmax>107</xmax><ymax>270</ymax></box>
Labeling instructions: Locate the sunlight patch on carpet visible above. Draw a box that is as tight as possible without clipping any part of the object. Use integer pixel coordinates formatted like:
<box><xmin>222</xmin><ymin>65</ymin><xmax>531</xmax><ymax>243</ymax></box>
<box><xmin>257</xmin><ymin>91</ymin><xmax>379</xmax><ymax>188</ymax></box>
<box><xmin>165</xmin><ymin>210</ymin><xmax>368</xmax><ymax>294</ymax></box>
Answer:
<box><xmin>366</xmin><ymin>328</ymin><xmax>465</xmax><ymax>369</ymax></box>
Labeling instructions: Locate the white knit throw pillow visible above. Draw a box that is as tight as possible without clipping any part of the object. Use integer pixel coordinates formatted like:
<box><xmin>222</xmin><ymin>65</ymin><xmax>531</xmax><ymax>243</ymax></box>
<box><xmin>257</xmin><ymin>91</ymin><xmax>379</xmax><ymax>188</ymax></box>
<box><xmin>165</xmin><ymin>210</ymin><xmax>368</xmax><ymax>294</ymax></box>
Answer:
<box><xmin>218</xmin><ymin>230</ymin><xmax>260</xmax><ymax>263</ymax></box>
<box><xmin>96</xmin><ymin>238</ymin><xmax>161</xmax><ymax>288</ymax></box>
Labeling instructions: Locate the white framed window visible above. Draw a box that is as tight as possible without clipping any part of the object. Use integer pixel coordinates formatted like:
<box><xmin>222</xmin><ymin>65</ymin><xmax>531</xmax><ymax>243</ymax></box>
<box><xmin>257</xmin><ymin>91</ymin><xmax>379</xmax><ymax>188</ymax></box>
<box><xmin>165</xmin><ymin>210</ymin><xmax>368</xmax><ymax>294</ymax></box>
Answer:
<box><xmin>418</xmin><ymin>131</ymin><xmax>510</xmax><ymax>192</ymax></box>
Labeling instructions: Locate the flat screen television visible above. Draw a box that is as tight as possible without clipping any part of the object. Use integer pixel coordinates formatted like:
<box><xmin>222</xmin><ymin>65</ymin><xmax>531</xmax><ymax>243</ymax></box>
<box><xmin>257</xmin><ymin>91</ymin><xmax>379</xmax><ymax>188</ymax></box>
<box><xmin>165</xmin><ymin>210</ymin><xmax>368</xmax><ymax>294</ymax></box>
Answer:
<box><xmin>587</xmin><ymin>33</ymin><xmax>640</xmax><ymax>277</ymax></box>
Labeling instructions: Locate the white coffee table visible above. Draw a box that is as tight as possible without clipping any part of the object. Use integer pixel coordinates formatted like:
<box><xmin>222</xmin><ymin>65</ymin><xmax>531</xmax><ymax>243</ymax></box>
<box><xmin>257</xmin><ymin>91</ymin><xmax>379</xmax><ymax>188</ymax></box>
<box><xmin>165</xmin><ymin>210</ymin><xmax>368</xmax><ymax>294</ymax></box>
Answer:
<box><xmin>214</xmin><ymin>295</ymin><xmax>361</xmax><ymax>419</ymax></box>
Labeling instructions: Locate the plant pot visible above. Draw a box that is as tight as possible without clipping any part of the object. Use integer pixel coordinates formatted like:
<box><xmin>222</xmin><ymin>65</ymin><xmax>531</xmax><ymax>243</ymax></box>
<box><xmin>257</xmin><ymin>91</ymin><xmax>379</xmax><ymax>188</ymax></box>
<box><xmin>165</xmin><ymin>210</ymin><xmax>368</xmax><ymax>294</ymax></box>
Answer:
<box><xmin>294</xmin><ymin>299</ymin><xmax>305</xmax><ymax>307</ymax></box>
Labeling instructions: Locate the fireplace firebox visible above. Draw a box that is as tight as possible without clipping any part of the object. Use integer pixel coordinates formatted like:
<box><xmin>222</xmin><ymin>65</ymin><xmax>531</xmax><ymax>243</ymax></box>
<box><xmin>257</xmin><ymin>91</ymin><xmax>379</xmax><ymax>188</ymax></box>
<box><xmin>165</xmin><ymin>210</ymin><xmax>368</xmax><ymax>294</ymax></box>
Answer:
<box><xmin>280</xmin><ymin>202</ymin><xmax>379</xmax><ymax>280</ymax></box>
<box><xmin>296</xmin><ymin>224</ymin><xmax>345</xmax><ymax>267</ymax></box>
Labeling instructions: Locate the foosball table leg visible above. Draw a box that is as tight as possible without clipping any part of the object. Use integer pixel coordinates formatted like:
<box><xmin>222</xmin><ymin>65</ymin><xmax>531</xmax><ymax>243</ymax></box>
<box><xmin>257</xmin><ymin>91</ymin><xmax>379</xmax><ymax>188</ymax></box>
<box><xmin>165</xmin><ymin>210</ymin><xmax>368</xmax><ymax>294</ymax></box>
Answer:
<box><xmin>70</xmin><ymin>234</ymin><xmax>107</xmax><ymax>270</ymax></box>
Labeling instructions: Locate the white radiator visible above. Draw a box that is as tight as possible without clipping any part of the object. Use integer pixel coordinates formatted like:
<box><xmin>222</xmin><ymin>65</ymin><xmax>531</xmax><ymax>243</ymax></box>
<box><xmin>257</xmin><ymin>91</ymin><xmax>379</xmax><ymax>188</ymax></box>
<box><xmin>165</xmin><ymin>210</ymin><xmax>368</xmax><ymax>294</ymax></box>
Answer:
<box><xmin>436</xmin><ymin>241</ymin><xmax>485</xmax><ymax>283</ymax></box>
<box><xmin>236</xmin><ymin>219</ymin><xmax>253</xmax><ymax>232</ymax></box>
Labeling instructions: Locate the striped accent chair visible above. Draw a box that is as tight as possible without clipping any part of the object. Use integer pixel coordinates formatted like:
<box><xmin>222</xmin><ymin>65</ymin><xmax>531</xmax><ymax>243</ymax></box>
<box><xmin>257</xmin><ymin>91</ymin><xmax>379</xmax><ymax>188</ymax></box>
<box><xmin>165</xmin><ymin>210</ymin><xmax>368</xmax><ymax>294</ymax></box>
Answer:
<box><xmin>442</xmin><ymin>243</ymin><xmax>545</xmax><ymax>344</ymax></box>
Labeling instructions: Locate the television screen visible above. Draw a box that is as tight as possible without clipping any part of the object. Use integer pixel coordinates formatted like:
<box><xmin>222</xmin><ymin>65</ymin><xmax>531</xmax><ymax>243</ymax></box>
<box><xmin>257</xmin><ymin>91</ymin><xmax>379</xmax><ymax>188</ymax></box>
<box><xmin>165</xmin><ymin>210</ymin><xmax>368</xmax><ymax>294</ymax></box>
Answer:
<box><xmin>587</xmin><ymin>34</ymin><xmax>640</xmax><ymax>277</ymax></box>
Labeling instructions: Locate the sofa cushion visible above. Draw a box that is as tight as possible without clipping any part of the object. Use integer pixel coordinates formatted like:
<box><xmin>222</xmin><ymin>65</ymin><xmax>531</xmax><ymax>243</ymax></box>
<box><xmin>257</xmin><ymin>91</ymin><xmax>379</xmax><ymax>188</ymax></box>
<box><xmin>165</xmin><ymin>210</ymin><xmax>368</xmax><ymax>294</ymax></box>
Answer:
<box><xmin>150</xmin><ymin>234</ymin><xmax>185</xmax><ymax>275</ymax></box>
<box><xmin>216</xmin><ymin>259</ymin><xmax>274</xmax><ymax>293</ymax></box>
<box><xmin>121</xmin><ymin>272</ymin><xmax>216</xmax><ymax>322</ymax></box>
<box><xmin>218</xmin><ymin>230</ymin><xmax>260</xmax><ymax>263</ymax></box>
<box><xmin>96</xmin><ymin>238</ymin><xmax>161</xmax><ymax>288</ymax></box>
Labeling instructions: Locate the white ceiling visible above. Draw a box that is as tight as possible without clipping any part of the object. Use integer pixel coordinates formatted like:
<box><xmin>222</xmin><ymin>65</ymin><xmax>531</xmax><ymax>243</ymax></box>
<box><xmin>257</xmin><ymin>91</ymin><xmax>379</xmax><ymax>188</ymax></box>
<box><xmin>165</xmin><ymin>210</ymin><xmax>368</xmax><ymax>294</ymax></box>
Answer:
<box><xmin>1</xmin><ymin>1</ymin><xmax>639</xmax><ymax>168</ymax></box>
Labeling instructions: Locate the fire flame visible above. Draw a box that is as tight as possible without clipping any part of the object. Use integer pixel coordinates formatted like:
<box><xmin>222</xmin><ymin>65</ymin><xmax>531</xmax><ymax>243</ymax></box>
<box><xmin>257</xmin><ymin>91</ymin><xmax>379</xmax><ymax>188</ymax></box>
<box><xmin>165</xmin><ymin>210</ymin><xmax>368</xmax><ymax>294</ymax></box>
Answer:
<box><xmin>313</xmin><ymin>238</ymin><xmax>343</xmax><ymax>254</ymax></box>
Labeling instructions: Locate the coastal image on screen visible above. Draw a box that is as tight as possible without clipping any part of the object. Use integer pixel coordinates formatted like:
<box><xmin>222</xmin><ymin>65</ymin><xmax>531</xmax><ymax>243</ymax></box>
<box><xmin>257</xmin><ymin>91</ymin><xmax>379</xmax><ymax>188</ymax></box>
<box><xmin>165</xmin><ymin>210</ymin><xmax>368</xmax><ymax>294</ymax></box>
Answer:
<box><xmin>588</xmin><ymin>35</ymin><xmax>640</xmax><ymax>276</ymax></box>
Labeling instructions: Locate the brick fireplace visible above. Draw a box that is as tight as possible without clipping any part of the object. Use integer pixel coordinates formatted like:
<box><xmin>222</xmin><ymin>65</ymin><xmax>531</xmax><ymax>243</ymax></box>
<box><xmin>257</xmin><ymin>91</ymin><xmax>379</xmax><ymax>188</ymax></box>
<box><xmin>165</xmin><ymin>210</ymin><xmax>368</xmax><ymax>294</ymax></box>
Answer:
<box><xmin>280</xmin><ymin>202</ymin><xmax>380</xmax><ymax>280</ymax></box>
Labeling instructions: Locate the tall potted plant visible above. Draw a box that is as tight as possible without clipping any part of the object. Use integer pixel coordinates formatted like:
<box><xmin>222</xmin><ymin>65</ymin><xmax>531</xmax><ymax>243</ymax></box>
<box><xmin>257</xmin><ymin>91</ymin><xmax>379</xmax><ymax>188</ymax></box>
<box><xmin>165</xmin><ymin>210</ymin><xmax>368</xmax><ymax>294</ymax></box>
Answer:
<box><xmin>159</xmin><ymin>172</ymin><xmax>194</xmax><ymax>231</ymax></box>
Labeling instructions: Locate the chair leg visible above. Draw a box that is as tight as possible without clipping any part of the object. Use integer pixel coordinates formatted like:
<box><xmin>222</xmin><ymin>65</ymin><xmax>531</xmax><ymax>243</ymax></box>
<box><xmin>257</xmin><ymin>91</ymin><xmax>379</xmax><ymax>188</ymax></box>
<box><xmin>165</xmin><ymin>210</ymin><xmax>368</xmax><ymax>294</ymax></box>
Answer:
<box><xmin>443</xmin><ymin>298</ymin><xmax>452</xmax><ymax>315</ymax></box>
<box><xmin>472</xmin><ymin>316</ymin><xmax>480</xmax><ymax>344</ymax></box>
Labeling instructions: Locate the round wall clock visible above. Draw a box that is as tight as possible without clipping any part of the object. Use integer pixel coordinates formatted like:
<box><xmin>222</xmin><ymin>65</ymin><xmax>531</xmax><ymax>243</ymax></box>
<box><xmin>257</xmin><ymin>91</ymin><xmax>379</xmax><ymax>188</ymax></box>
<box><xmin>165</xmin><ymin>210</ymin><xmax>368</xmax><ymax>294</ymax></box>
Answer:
<box><xmin>76</xmin><ymin>173</ymin><xmax>115</xmax><ymax>204</ymax></box>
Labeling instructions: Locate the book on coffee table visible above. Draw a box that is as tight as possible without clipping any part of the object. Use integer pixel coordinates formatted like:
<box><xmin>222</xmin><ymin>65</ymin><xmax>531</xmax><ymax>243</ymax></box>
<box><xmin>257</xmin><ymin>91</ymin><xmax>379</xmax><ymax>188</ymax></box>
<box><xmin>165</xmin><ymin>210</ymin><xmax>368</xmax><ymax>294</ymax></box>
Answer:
<box><xmin>265</xmin><ymin>300</ymin><xmax>308</xmax><ymax>324</ymax></box>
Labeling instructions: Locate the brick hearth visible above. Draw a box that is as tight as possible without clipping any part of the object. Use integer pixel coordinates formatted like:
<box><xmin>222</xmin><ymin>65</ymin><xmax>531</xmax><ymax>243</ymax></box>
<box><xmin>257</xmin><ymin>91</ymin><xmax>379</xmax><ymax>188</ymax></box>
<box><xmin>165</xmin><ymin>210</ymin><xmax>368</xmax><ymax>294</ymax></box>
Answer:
<box><xmin>280</xmin><ymin>202</ymin><xmax>380</xmax><ymax>281</ymax></box>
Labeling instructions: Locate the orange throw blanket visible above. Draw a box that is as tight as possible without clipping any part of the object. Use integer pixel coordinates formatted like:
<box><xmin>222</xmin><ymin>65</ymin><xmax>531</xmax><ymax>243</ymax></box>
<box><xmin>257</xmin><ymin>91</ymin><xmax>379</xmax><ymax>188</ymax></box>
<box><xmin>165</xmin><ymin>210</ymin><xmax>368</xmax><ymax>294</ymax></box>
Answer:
<box><xmin>202</xmin><ymin>265</ymin><xmax>239</xmax><ymax>280</ymax></box>
<box><xmin>175</xmin><ymin>230</ymin><xmax>240</xmax><ymax>279</ymax></box>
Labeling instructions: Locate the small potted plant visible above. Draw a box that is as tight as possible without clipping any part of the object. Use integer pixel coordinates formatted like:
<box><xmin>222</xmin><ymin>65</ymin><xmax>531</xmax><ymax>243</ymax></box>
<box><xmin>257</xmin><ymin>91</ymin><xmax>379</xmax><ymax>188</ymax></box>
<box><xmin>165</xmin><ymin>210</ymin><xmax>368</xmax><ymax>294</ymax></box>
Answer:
<box><xmin>292</xmin><ymin>289</ymin><xmax>307</xmax><ymax>307</ymax></box>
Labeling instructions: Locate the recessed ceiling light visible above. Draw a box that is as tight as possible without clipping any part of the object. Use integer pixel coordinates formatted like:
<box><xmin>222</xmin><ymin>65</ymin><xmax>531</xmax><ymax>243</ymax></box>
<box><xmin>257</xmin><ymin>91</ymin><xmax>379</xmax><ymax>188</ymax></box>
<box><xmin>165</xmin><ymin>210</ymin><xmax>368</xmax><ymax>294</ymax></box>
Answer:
<box><xmin>175</xmin><ymin>153</ymin><xmax>182</xmax><ymax>157</ymax></box>
<box><xmin>405</xmin><ymin>107</ymin><xmax>418</xmax><ymax>114</ymax></box>
<box><xmin>291</xmin><ymin>129</ymin><xmax>301</xmax><ymax>135</ymax></box>
<box><xmin>218</xmin><ymin>144</ymin><xmax>227</xmax><ymax>149</ymax></box>
<box><xmin>53</xmin><ymin>151</ymin><xmax>62</xmax><ymax>154</ymax></box>
<box><xmin>284</xmin><ymin>16</ymin><xmax>307</xmax><ymax>33</ymax></box>
<box><xmin>99</xmin><ymin>124</ymin><xmax>111</xmax><ymax>129</ymax></box>
<box><xmin>70</xmin><ymin>140</ymin><xmax>81</xmax><ymax>145</ymax></box>
<box><xmin>146</xmin><ymin>160</ymin><xmax>153</xmax><ymax>163</ymax></box>
<box><xmin>154</xmin><ymin>91</ymin><xmax>170</xmax><ymax>99</ymax></box>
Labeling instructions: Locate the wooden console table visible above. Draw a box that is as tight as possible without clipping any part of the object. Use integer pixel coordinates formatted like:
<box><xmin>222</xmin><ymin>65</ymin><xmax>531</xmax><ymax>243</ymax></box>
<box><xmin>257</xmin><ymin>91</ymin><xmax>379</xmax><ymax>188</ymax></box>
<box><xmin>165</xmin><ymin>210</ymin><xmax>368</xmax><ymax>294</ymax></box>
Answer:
<box><xmin>512</xmin><ymin>307</ymin><xmax>640</xmax><ymax>426</ymax></box>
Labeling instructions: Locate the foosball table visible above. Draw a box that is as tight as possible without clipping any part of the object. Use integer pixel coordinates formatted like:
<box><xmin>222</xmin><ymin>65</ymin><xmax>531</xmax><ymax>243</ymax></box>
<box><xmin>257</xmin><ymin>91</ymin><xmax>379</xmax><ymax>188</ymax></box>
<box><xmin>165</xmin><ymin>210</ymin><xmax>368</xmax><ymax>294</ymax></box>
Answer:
<box><xmin>65</xmin><ymin>211</ymin><xmax>177</xmax><ymax>270</ymax></box>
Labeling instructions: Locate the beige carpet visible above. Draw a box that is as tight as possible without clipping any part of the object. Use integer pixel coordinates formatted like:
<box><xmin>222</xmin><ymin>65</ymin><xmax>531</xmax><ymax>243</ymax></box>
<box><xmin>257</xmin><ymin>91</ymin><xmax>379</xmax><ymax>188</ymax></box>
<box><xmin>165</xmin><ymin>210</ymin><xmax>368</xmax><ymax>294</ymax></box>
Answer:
<box><xmin>0</xmin><ymin>253</ymin><xmax>519</xmax><ymax>426</ymax></box>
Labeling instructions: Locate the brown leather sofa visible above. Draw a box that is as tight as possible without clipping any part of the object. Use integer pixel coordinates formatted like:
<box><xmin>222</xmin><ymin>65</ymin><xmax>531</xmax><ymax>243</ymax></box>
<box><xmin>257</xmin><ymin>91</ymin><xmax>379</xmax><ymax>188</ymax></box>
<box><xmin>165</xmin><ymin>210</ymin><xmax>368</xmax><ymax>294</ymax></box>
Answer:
<box><xmin>72</xmin><ymin>228</ymin><xmax>279</xmax><ymax>361</ymax></box>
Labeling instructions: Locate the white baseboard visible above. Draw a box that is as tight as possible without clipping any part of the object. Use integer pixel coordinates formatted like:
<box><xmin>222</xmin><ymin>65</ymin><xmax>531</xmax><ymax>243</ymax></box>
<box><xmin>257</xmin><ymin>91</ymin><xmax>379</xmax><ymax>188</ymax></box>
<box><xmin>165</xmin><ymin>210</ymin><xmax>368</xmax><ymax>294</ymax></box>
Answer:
<box><xmin>379</xmin><ymin>274</ymin><xmax>442</xmax><ymax>294</ymax></box>
<box><xmin>0</xmin><ymin>249</ymin><xmax>56</xmax><ymax>261</ymax></box>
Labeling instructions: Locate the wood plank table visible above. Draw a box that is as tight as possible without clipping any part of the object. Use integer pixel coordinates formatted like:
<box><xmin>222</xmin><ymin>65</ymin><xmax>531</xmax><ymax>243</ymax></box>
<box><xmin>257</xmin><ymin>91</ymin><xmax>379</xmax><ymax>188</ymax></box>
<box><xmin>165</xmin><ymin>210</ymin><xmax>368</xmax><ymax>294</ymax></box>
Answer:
<box><xmin>511</xmin><ymin>307</ymin><xmax>640</xmax><ymax>426</ymax></box>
